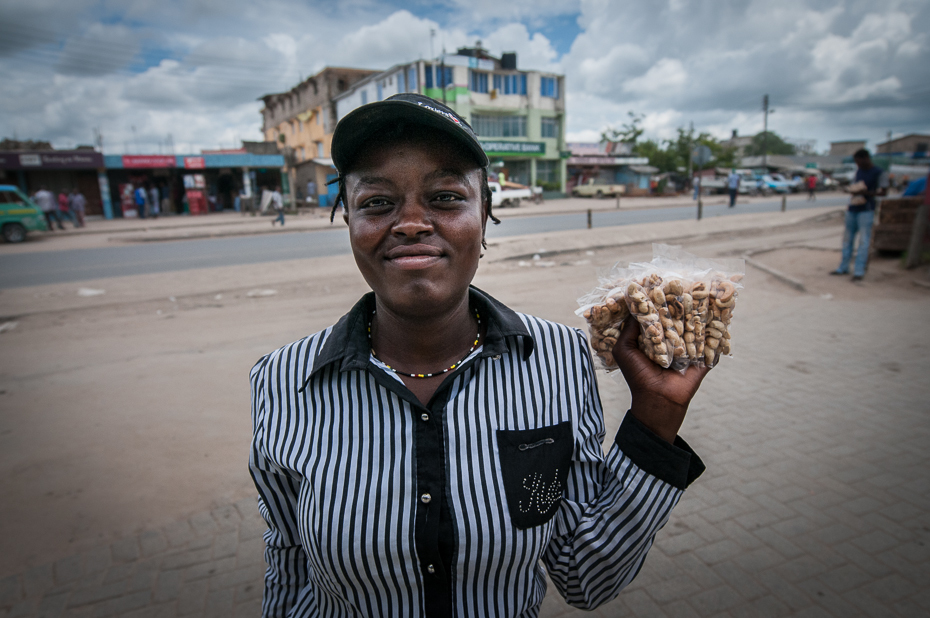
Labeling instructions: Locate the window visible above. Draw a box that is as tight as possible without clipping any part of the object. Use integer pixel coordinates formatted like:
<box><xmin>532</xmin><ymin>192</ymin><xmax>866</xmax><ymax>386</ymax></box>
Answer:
<box><xmin>470</xmin><ymin>71</ymin><xmax>488</xmax><ymax>93</ymax></box>
<box><xmin>541</xmin><ymin>76</ymin><xmax>559</xmax><ymax>98</ymax></box>
<box><xmin>361</xmin><ymin>90</ymin><xmax>368</xmax><ymax>105</ymax></box>
<box><xmin>377</xmin><ymin>82</ymin><xmax>383</xmax><ymax>101</ymax></box>
<box><xmin>493</xmin><ymin>73</ymin><xmax>527</xmax><ymax>95</ymax></box>
<box><xmin>398</xmin><ymin>70</ymin><xmax>406</xmax><ymax>93</ymax></box>
<box><xmin>408</xmin><ymin>66</ymin><xmax>418</xmax><ymax>91</ymax></box>
<box><xmin>424</xmin><ymin>65</ymin><xmax>454</xmax><ymax>90</ymax></box>
<box><xmin>472</xmin><ymin>114</ymin><xmax>527</xmax><ymax>137</ymax></box>
<box><xmin>536</xmin><ymin>160</ymin><xmax>558</xmax><ymax>184</ymax></box>
<box><xmin>541</xmin><ymin>116</ymin><xmax>559</xmax><ymax>139</ymax></box>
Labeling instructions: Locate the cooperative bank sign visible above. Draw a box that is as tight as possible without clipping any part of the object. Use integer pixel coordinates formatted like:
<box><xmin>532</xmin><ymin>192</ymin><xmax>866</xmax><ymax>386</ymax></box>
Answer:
<box><xmin>479</xmin><ymin>140</ymin><xmax>546</xmax><ymax>156</ymax></box>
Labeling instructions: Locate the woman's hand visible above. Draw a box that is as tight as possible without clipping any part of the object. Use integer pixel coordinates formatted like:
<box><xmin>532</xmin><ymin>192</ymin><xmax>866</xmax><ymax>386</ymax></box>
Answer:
<box><xmin>612</xmin><ymin>315</ymin><xmax>709</xmax><ymax>443</ymax></box>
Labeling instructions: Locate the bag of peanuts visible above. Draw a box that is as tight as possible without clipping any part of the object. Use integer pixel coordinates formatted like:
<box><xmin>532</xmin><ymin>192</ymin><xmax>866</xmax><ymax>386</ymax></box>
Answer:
<box><xmin>576</xmin><ymin>244</ymin><xmax>744</xmax><ymax>372</ymax></box>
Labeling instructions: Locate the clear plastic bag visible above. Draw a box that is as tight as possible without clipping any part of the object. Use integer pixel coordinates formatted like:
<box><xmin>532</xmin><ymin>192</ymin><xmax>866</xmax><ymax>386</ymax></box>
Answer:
<box><xmin>575</xmin><ymin>244</ymin><xmax>744</xmax><ymax>372</ymax></box>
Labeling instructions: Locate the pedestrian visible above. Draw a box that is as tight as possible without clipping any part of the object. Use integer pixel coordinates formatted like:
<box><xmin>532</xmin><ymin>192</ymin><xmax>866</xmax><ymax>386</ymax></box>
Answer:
<box><xmin>692</xmin><ymin>174</ymin><xmax>701</xmax><ymax>200</ymax></box>
<box><xmin>270</xmin><ymin>185</ymin><xmax>284</xmax><ymax>225</ymax></box>
<box><xmin>249</xmin><ymin>93</ymin><xmax>709</xmax><ymax>617</ymax></box>
<box><xmin>806</xmin><ymin>174</ymin><xmax>817</xmax><ymax>201</ymax></box>
<box><xmin>306</xmin><ymin>179</ymin><xmax>317</xmax><ymax>205</ymax></box>
<box><xmin>134</xmin><ymin>184</ymin><xmax>147</xmax><ymax>218</ymax></box>
<box><xmin>727</xmin><ymin>168</ymin><xmax>741</xmax><ymax>207</ymax></box>
<box><xmin>69</xmin><ymin>188</ymin><xmax>86</xmax><ymax>228</ymax></box>
<box><xmin>57</xmin><ymin>190</ymin><xmax>76</xmax><ymax>226</ymax></box>
<box><xmin>148</xmin><ymin>184</ymin><xmax>160</xmax><ymax>218</ymax></box>
<box><xmin>33</xmin><ymin>186</ymin><xmax>65</xmax><ymax>230</ymax></box>
<box><xmin>831</xmin><ymin>149</ymin><xmax>888</xmax><ymax>282</ymax></box>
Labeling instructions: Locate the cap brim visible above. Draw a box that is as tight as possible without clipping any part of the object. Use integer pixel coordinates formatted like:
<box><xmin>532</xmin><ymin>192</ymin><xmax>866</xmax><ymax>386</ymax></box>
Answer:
<box><xmin>332</xmin><ymin>100</ymin><xmax>489</xmax><ymax>173</ymax></box>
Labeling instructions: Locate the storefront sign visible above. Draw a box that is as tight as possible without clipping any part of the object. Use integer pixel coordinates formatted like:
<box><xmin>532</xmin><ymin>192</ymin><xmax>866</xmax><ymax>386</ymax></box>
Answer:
<box><xmin>184</xmin><ymin>156</ymin><xmax>206</xmax><ymax>169</ymax></box>
<box><xmin>565</xmin><ymin>156</ymin><xmax>649</xmax><ymax>166</ymax></box>
<box><xmin>0</xmin><ymin>151</ymin><xmax>105</xmax><ymax>170</ymax></box>
<box><xmin>479</xmin><ymin>141</ymin><xmax>546</xmax><ymax>156</ymax></box>
<box><xmin>122</xmin><ymin>155</ymin><xmax>175</xmax><ymax>168</ymax></box>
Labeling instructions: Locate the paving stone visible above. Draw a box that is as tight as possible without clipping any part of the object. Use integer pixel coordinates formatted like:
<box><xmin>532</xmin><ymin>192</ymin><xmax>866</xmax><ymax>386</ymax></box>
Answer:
<box><xmin>102</xmin><ymin>563</ymin><xmax>134</xmax><ymax>585</ymax></box>
<box><xmin>175</xmin><ymin>579</ymin><xmax>207</xmax><ymax>616</ymax></box>
<box><xmin>80</xmin><ymin>546</ymin><xmax>112</xmax><ymax>577</ymax></box>
<box><xmin>815</xmin><ymin>563</ymin><xmax>872</xmax><ymax>593</ymax></box>
<box><xmin>160</xmin><ymin>548</ymin><xmax>214</xmax><ymax>572</ymax></box>
<box><xmin>121</xmin><ymin>601</ymin><xmax>177</xmax><ymax>618</ymax></box>
<box><xmin>34</xmin><ymin>591</ymin><xmax>69</xmax><ymax>618</ymax></box>
<box><xmin>110</xmin><ymin>537</ymin><xmax>141</xmax><ymax>564</ymax></box>
<box><xmin>233</xmin><ymin>598</ymin><xmax>263</xmax><ymax>618</ymax></box>
<box><xmin>695</xmin><ymin>539</ymin><xmax>743</xmax><ymax>566</ymax></box>
<box><xmin>189</xmin><ymin>512</ymin><xmax>220</xmax><ymax>538</ymax></box>
<box><xmin>207</xmin><ymin>564</ymin><xmax>264</xmax><ymax>592</ymax></box>
<box><xmin>617</xmin><ymin>588</ymin><xmax>667</xmax><ymax>618</ymax></box>
<box><xmin>660</xmin><ymin>600</ymin><xmax>700</xmax><ymax>618</ymax></box>
<box><xmin>212</xmin><ymin>530</ymin><xmax>238</xmax><ymax>560</ymax></box>
<box><xmin>162</xmin><ymin>521</ymin><xmax>196</xmax><ymax>549</ymax></box>
<box><xmin>21</xmin><ymin>565</ymin><xmax>54</xmax><ymax>599</ymax></box>
<box><xmin>90</xmin><ymin>589</ymin><xmax>151</xmax><ymax>618</ymax></box>
<box><xmin>211</xmin><ymin>505</ymin><xmax>241</xmax><ymax>532</ymax></box>
<box><xmin>862</xmin><ymin>573</ymin><xmax>916</xmax><ymax>604</ymax></box>
<box><xmin>138</xmin><ymin>531</ymin><xmax>168</xmax><ymax>558</ymax></box>
<box><xmin>688</xmin><ymin>585</ymin><xmax>741</xmax><ymax>617</ymax></box>
<box><xmin>184</xmin><ymin>556</ymin><xmax>236</xmax><ymax>583</ymax></box>
<box><xmin>153</xmin><ymin>569</ymin><xmax>183</xmax><ymax>604</ymax></box>
<box><xmin>0</xmin><ymin>575</ymin><xmax>23</xmax><ymax>607</ymax></box>
<box><xmin>728</xmin><ymin>594</ymin><xmax>793</xmax><ymax>618</ymax></box>
<box><xmin>850</xmin><ymin>529</ymin><xmax>900</xmax><ymax>555</ymax></box>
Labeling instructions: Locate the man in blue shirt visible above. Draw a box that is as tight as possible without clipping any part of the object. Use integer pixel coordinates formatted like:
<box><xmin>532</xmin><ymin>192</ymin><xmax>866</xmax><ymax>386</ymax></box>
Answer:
<box><xmin>831</xmin><ymin>149</ymin><xmax>887</xmax><ymax>282</ymax></box>
<box><xmin>727</xmin><ymin>169</ymin><xmax>741</xmax><ymax>208</ymax></box>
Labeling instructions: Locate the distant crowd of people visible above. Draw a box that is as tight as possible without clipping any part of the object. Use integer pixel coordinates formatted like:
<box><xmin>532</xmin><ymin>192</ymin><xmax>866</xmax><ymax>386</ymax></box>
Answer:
<box><xmin>31</xmin><ymin>187</ymin><xmax>87</xmax><ymax>231</ymax></box>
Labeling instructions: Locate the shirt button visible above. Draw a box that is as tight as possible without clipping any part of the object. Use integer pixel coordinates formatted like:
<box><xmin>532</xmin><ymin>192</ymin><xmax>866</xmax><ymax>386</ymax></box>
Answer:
<box><xmin>421</xmin><ymin>493</ymin><xmax>431</xmax><ymax>504</ymax></box>
<box><xmin>427</xmin><ymin>564</ymin><xmax>436</xmax><ymax>574</ymax></box>
<box><xmin>492</xmin><ymin>354</ymin><xmax>501</xmax><ymax>360</ymax></box>
<box><xmin>421</xmin><ymin>413</ymin><xmax>429</xmax><ymax>422</ymax></box>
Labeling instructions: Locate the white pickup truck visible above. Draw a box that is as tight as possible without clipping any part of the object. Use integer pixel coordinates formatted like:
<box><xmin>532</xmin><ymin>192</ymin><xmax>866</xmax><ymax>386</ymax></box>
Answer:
<box><xmin>488</xmin><ymin>181</ymin><xmax>532</xmax><ymax>208</ymax></box>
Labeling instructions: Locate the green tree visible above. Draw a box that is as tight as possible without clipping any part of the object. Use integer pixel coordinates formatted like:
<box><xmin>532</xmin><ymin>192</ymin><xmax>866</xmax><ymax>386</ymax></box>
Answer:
<box><xmin>744</xmin><ymin>131</ymin><xmax>796</xmax><ymax>156</ymax></box>
<box><xmin>601</xmin><ymin>111</ymin><xmax>644</xmax><ymax>144</ymax></box>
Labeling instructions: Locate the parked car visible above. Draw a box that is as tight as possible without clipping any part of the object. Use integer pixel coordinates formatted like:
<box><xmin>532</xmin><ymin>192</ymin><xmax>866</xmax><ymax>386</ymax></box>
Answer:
<box><xmin>571</xmin><ymin>179</ymin><xmax>626</xmax><ymax>198</ymax></box>
<box><xmin>488</xmin><ymin>181</ymin><xmax>532</xmax><ymax>208</ymax></box>
<box><xmin>0</xmin><ymin>184</ymin><xmax>47</xmax><ymax>243</ymax></box>
<box><xmin>755</xmin><ymin>174</ymin><xmax>793</xmax><ymax>196</ymax></box>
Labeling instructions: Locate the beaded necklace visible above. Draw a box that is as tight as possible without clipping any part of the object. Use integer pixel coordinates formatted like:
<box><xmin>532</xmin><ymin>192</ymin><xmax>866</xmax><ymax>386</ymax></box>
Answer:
<box><xmin>369</xmin><ymin>308</ymin><xmax>481</xmax><ymax>378</ymax></box>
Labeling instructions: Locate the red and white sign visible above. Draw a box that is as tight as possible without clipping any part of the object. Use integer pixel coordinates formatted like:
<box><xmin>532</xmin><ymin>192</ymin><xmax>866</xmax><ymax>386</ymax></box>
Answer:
<box><xmin>183</xmin><ymin>156</ymin><xmax>205</xmax><ymax>169</ymax></box>
<box><xmin>122</xmin><ymin>155</ymin><xmax>176</xmax><ymax>168</ymax></box>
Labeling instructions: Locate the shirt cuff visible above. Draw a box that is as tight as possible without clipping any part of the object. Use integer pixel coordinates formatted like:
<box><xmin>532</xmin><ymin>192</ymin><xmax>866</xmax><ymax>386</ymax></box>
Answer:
<box><xmin>614</xmin><ymin>411</ymin><xmax>705</xmax><ymax>490</ymax></box>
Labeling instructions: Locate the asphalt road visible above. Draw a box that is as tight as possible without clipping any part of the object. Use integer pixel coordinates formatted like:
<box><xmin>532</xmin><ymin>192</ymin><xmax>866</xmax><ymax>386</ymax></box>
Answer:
<box><xmin>0</xmin><ymin>195</ymin><xmax>846</xmax><ymax>288</ymax></box>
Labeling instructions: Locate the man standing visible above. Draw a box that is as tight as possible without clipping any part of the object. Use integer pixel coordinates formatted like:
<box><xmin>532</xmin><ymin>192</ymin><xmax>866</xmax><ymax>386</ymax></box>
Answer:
<box><xmin>270</xmin><ymin>185</ymin><xmax>285</xmax><ymax>226</ymax></box>
<box><xmin>69</xmin><ymin>188</ymin><xmax>86</xmax><ymax>228</ymax></box>
<box><xmin>806</xmin><ymin>174</ymin><xmax>817</xmax><ymax>201</ymax></box>
<box><xmin>831</xmin><ymin>149</ymin><xmax>887</xmax><ymax>282</ymax></box>
<box><xmin>134</xmin><ymin>184</ymin><xmax>147</xmax><ymax>218</ymax></box>
<box><xmin>34</xmin><ymin>186</ymin><xmax>65</xmax><ymax>230</ymax></box>
<box><xmin>306</xmin><ymin>180</ymin><xmax>317</xmax><ymax>205</ymax></box>
<box><xmin>727</xmin><ymin>169</ymin><xmax>740</xmax><ymax>208</ymax></box>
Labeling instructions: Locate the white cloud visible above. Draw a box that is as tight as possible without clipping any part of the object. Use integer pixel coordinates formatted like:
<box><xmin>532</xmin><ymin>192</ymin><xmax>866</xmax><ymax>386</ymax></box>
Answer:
<box><xmin>0</xmin><ymin>0</ymin><xmax>926</xmax><ymax>155</ymax></box>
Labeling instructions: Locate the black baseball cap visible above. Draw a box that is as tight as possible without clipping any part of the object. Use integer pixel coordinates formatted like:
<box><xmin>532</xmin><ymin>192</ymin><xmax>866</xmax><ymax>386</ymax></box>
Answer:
<box><xmin>331</xmin><ymin>93</ymin><xmax>489</xmax><ymax>174</ymax></box>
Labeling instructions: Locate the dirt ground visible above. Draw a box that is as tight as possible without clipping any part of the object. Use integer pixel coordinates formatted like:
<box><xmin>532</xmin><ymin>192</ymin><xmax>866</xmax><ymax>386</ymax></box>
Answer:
<box><xmin>0</xmin><ymin>207</ymin><xmax>927</xmax><ymax>579</ymax></box>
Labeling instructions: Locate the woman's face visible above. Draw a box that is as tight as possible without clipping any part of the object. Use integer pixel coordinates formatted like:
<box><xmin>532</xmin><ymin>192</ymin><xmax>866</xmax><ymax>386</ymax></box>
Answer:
<box><xmin>344</xmin><ymin>132</ymin><xmax>488</xmax><ymax>318</ymax></box>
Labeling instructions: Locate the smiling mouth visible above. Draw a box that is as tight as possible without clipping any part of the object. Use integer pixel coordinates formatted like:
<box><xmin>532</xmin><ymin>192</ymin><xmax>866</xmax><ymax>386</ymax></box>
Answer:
<box><xmin>385</xmin><ymin>244</ymin><xmax>444</xmax><ymax>270</ymax></box>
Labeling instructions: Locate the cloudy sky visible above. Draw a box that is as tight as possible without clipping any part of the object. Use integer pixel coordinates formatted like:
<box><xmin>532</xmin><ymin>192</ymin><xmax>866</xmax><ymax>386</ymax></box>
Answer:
<box><xmin>1</xmin><ymin>0</ymin><xmax>927</xmax><ymax>155</ymax></box>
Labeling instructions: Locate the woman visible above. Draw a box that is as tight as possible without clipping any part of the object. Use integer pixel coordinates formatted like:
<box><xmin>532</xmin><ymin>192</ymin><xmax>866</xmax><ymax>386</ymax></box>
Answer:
<box><xmin>250</xmin><ymin>94</ymin><xmax>708</xmax><ymax>617</ymax></box>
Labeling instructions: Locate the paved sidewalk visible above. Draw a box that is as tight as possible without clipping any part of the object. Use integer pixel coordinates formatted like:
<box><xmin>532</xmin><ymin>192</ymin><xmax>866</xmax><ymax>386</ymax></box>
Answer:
<box><xmin>2</xmin><ymin>210</ymin><xmax>927</xmax><ymax>617</ymax></box>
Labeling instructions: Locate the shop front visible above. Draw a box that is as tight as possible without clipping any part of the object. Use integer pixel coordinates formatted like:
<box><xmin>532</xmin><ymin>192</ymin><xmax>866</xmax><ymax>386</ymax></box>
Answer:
<box><xmin>479</xmin><ymin>140</ymin><xmax>564</xmax><ymax>191</ymax></box>
<box><xmin>104</xmin><ymin>152</ymin><xmax>285</xmax><ymax>218</ymax></box>
<box><xmin>0</xmin><ymin>150</ymin><xmax>109</xmax><ymax>217</ymax></box>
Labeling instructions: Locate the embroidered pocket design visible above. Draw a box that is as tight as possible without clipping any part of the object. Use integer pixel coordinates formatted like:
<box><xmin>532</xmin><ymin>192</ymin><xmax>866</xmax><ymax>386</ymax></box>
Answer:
<box><xmin>497</xmin><ymin>421</ymin><xmax>573</xmax><ymax>529</ymax></box>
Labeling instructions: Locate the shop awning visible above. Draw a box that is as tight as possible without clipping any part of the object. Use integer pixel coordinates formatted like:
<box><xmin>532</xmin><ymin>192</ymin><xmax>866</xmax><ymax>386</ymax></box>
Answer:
<box><xmin>629</xmin><ymin>165</ymin><xmax>659</xmax><ymax>174</ymax></box>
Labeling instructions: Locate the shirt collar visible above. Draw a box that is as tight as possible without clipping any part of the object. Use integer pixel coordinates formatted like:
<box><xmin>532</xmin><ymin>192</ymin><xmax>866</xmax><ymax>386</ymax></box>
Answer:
<box><xmin>301</xmin><ymin>286</ymin><xmax>534</xmax><ymax>389</ymax></box>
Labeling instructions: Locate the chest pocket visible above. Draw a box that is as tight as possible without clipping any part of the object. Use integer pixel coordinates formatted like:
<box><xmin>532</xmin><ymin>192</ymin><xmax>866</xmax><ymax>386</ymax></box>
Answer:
<box><xmin>496</xmin><ymin>421</ymin><xmax>574</xmax><ymax>529</ymax></box>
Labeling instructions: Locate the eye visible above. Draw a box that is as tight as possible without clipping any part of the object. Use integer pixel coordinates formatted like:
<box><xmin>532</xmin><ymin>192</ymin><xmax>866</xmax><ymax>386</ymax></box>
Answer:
<box><xmin>359</xmin><ymin>196</ymin><xmax>393</xmax><ymax>210</ymax></box>
<box><xmin>433</xmin><ymin>192</ymin><xmax>464</xmax><ymax>204</ymax></box>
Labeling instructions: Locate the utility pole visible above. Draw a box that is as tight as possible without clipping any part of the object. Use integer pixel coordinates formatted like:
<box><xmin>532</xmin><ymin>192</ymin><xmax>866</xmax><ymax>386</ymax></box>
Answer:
<box><xmin>762</xmin><ymin>94</ymin><xmax>769</xmax><ymax>170</ymax></box>
<box><xmin>687</xmin><ymin>121</ymin><xmax>694</xmax><ymax>181</ymax></box>
<box><xmin>440</xmin><ymin>47</ymin><xmax>447</xmax><ymax>105</ymax></box>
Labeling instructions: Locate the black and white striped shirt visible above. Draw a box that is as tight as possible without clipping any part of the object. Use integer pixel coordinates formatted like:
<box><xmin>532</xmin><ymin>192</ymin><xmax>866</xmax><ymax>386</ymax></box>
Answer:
<box><xmin>249</xmin><ymin>287</ymin><xmax>704</xmax><ymax>617</ymax></box>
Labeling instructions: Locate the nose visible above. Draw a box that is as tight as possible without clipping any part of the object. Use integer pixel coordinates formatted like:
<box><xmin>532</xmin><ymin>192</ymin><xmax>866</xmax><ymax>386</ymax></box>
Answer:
<box><xmin>391</xmin><ymin>199</ymin><xmax>433</xmax><ymax>237</ymax></box>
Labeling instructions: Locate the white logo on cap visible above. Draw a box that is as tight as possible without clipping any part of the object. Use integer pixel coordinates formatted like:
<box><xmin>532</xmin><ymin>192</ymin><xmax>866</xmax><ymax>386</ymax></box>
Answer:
<box><xmin>416</xmin><ymin>101</ymin><xmax>461</xmax><ymax>125</ymax></box>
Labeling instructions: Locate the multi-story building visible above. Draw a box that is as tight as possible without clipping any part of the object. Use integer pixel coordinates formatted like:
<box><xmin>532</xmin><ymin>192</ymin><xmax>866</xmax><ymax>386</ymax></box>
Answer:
<box><xmin>876</xmin><ymin>134</ymin><xmax>930</xmax><ymax>157</ymax></box>
<box><xmin>260</xmin><ymin>67</ymin><xmax>376</xmax><ymax>205</ymax></box>
<box><xmin>333</xmin><ymin>45</ymin><xmax>567</xmax><ymax>194</ymax></box>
